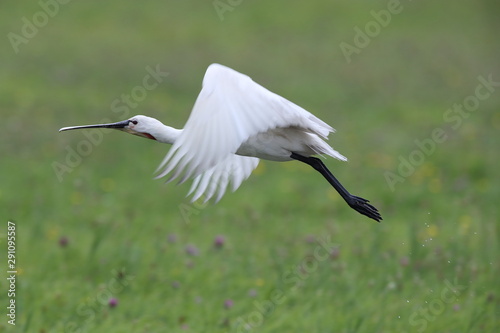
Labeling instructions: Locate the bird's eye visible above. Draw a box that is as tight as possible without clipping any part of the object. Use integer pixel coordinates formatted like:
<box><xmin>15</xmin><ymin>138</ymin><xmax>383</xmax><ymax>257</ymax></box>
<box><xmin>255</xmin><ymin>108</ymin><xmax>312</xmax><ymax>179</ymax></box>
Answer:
<box><xmin>131</xmin><ymin>120</ymin><xmax>138</xmax><ymax>125</ymax></box>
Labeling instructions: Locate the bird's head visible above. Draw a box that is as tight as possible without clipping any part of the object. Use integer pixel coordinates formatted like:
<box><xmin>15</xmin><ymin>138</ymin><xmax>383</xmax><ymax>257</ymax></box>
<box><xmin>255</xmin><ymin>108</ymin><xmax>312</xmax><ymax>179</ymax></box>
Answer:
<box><xmin>59</xmin><ymin>115</ymin><xmax>164</xmax><ymax>141</ymax></box>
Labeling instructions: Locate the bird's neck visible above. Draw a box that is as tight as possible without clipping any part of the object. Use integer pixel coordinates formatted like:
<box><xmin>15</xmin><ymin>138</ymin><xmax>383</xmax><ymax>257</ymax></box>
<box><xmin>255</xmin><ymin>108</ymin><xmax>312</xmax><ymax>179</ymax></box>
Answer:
<box><xmin>153</xmin><ymin>125</ymin><xmax>182</xmax><ymax>144</ymax></box>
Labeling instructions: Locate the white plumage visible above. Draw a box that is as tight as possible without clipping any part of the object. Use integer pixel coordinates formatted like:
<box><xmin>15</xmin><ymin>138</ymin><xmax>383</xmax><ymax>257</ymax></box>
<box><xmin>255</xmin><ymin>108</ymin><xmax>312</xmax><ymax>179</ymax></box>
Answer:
<box><xmin>155</xmin><ymin>64</ymin><xmax>345</xmax><ymax>201</ymax></box>
<box><xmin>60</xmin><ymin>64</ymin><xmax>381</xmax><ymax>222</ymax></box>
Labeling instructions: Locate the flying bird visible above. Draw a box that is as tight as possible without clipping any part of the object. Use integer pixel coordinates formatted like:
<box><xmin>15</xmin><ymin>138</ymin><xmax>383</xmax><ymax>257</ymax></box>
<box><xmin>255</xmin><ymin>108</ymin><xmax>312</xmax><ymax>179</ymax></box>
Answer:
<box><xmin>60</xmin><ymin>64</ymin><xmax>382</xmax><ymax>222</ymax></box>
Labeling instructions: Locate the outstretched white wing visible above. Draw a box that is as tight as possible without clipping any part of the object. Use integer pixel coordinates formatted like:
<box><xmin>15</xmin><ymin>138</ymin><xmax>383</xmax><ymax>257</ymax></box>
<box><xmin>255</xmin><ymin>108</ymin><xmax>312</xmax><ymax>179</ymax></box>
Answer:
<box><xmin>187</xmin><ymin>155</ymin><xmax>259</xmax><ymax>203</ymax></box>
<box><xmin>156</xmin><ymin>63</ymin><xmax>334</xmax><ymax>187</ymax></box>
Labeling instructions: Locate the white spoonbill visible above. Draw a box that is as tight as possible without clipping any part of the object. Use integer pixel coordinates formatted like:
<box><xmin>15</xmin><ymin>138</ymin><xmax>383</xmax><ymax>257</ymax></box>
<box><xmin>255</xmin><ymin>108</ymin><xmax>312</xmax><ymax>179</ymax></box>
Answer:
<box><xmin>60</xmin><ymin>63</ymin><xmax>382</xmax><ymax>222</ymax></box>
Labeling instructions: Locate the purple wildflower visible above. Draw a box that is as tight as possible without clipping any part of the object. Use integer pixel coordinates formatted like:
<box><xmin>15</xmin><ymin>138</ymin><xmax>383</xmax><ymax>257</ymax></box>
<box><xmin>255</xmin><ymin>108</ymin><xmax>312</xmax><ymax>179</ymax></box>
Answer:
<box><xmin>330</xmin><ymin>247</ymin><xmax>340</xmax><ymax>260</ymax></box>
<box><xmin>59</xmin><ymin>236</ymin><xmax>69</xmax><ymax>247</ymax></box>
<box><xmin>400</xmin><ymin>256</ymin><xmax>410</xmax><ymax>267</ymax></box>
<box><xmin>248</xmin><ymin>289</ymin><xmax>257</xmax><ymax>297</ymax></box>
<box><xmin>214</xmin><ymin>235</ymin><xmax>225</xmax><ymax>249</ymax></box>
<box><xmin>185</xmin><ymin>244</ymin><xmax>199</xmax><ymax>256</ymax></box>
<box><xmin>224</xmin><ymin>299</ymin><xmax>234</xmax><ymax>309</ymax></box>
<box><xmin>167</xmin><ymin>233</ymin><xmax>177</xmax><ymax>243</ymax></box>
<box><xmin>108</xmin><ymin>298</ymin><xmax>118</xmax><ymax>308</ymax></box>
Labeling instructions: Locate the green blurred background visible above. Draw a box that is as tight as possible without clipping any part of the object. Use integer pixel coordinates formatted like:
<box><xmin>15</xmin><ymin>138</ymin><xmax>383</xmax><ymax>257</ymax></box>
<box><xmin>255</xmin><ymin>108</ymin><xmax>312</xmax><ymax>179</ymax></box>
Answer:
<box><xmin>1</xmin><ymin>0</ymin><xmax>499</xmax><ymax>332</ymax></box>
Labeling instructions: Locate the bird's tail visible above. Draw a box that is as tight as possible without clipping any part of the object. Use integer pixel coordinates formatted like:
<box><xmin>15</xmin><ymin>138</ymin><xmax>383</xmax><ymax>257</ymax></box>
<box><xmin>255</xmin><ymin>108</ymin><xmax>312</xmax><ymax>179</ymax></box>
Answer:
<box><xmin>309</xmin><ymin>138</ymin><xmax>347</xmax><ymax>162</ymax></box>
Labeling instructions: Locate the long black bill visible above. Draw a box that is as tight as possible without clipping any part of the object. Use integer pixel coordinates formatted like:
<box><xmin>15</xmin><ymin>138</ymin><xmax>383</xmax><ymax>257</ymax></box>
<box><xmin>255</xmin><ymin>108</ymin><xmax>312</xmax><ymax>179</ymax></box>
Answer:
<box><xmin>59</xmin><ymin>120</ymin><xmax>130</xmax><ymax>132</ymax></box>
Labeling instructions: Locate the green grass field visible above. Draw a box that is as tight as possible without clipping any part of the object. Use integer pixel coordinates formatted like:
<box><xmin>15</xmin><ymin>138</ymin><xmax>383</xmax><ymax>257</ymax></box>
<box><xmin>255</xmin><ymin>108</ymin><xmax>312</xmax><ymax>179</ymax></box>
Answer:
<box><xmin>1</xmin><ymin>1</ymin><xmax>499</xmax><ymax>332</ymax></box>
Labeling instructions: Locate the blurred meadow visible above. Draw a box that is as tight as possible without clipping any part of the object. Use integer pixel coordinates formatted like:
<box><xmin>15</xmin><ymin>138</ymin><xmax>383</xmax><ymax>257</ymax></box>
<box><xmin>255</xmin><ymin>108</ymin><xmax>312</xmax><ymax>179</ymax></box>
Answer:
<box><xmin>1</xmin><ymin>0</ymin><xmax>499</xmax><ymax>332</ymax></box>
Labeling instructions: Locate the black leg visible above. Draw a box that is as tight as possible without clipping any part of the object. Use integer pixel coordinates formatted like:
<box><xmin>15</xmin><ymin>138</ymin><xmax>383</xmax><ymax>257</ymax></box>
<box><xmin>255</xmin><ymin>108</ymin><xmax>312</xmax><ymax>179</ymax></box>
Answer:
<box><xmin>290</xmin><ymin>152</ymin><xmax>382</xmax><ymax>222</ymax></box>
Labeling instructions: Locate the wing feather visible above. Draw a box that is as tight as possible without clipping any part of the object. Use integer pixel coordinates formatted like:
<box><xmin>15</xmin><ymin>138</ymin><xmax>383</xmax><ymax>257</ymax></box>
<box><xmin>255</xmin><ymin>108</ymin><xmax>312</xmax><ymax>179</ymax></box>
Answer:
<box><xmin>187</xmin><ymin>155</ymin><xmax>259</xmax><ymax>203</ymax></box>
<box><xmin>156</xmin><ymin>64</ymin><xmax>334</xmax><ymax>199</ymax></box>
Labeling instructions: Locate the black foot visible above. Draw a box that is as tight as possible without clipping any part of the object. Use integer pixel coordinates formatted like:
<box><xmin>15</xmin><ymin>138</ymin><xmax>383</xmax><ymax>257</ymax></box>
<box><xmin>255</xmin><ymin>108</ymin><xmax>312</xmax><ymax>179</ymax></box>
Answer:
<box><xmin>289</xmin><ymin>152</ymin><xmax>383</xmax><ymax>223</ymax></box>
<box><xmin>346</xmin><ymin>195</ymin><xmax>382</xmax><ymax>222</ymax></box>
